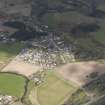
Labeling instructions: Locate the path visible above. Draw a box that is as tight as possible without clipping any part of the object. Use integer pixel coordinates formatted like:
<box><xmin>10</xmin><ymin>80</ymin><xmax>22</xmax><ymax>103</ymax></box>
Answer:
<box><xmin>29</xmin><ymin>87</ymin><xmax>41</xmax><ymax>105</ymax></box>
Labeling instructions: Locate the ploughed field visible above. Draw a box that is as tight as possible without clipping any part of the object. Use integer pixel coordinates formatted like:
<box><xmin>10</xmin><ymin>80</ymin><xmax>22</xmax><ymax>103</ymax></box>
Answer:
<box><xmin>57</xmin><ymin>61</ymin><xmax>105</xmax><ymax>86</ymax></box>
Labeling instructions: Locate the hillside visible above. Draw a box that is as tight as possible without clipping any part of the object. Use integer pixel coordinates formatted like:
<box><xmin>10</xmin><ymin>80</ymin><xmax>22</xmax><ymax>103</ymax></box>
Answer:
<box><xmin>31</xmin><ymin>1</ymin><xmax>105</xmax><ymax>105</ymax></box>
<box><xmin>31</xmin><ymin>0</ymin><xmax>105</xmax><ymax>60</ymax></box>
<box><xmin>0</xmin><ymin>0</ymin><xmax>105</xmax><ymax>105</ymax></box>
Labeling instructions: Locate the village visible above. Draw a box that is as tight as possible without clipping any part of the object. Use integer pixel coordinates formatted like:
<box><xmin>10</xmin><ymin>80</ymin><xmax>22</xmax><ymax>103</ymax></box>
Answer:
<box><xmin>18</xmin><ymin>33</ymin><xmax>76</xmax><ymax>70</ymax></box>
<box><xmin>0</xmin><ymin>0</ymin><xmax>105</xmax><ymax>105</ymax></box>
<box><xmin>0</xmin><ymin>94</ymin><xmax>15</xmax><ymax>105</ymax></box>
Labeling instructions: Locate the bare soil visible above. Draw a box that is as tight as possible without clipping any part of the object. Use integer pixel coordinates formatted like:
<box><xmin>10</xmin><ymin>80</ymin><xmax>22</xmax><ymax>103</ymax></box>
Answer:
<box><xmin>2</xmin><ymin>57</ymin><xmax>42</xmax><ymax>77</ymax></box>
<box><xmin>56</xmin><ymin>61</ymin><xmax>105</xmax><ymax>86</ymax></box>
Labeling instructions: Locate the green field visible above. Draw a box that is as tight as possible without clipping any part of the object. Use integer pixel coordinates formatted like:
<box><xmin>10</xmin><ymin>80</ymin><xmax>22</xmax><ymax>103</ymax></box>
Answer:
<box><xmin>94</xmin><ymin>20</ymin><xmax>105</xmax><ymax>45</ymax></box>
<box><xmin>42</xmin><ymin>11</ymin><xmax>94</xmax><ymax>30</ymax></box>
<box><xmin>0</xmin><ymin>42</ymin><xmax>24</xmax><ymax>62</ymax></box>
<box><xmin>37</xmin><ymin>71</ymin><xmax>77</xmax><ymax>105</ymax></box>
<box><xmin>0</xmin><ymin>73</ymin><xmax>26</xmax><ymax>98</ymax></box>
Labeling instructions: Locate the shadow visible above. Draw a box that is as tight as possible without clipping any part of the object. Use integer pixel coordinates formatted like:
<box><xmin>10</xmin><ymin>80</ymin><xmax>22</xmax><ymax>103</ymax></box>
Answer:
<box><xmin>10</xmin><ymin>30</ymin><xmax>36</xmax><ymax>41</ymax></box>
<box><xmin>3</xmin><ymin>21</ymin><xmax>26</xmax><ymax>30</ymax></box>
<box><xmin>73</xmin><ymin>46</ymin><xmax>105</xmax><ymax>61</ymax></box>
<box><xmin>89</xmin><ymin>9</ymin><xmax>105</xmax><ymax>18</ymax></box>
<box><xmin>71</xmin><ymin>23</ymin><xmax>100</xmax><ymax>38</ymax></box>
<box><xmin>3</xmin><ymin>21</ymin><xmax>48</xmax><ymax>41</ymax></box>
<box><xmin>10</xmin><ymin>30</ymin><xmax>48</xmax><ymax>41</ymax></box>
<box><xmin>62</xmin><ymin>24</ymin><xmax>105</xmax><ymax>61</ymax></box>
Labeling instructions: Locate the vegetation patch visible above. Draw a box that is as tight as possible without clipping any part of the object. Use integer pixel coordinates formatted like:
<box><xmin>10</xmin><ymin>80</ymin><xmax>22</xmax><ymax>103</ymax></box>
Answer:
<box><xmin>42</xmin><ymin>11</ymin><xmax>95</xmax><ymax>30</ymax></box>
<box><xmin>0</xmin><ymin>42</ymin><xmax>24</xmax><ymax>62</ymax></box>
<box><xmin>84</xmin><ymin>74</ymin><xmax>105</xmax><ymax>96</ymax></box>
<box><xmin>90</xmin><ymin>95</ymin><xmax>105</xmax><ymax>105</ymax></box>
<box><xmin>0</xmin><ymin>73</ymin><xmax>26</xmax><ymax>98</ymax></box>
<box><xmin>23</xmin><ymin>80</ymin><xmax>35</xmax><ymax>105</ymax></box>
<box><xmin>71</xmin><ymin>23</ymin><xmax>100</xmax><ymax>36</ymax></box>
<box><xmin>37</xmin><ymin>71</ymin><xmax>77</xmax><ymax>105</ymax></box>
<box><xmin>65</xmin><ymin>89</ymin><xmax>90</xmax><ymax>105</ymax></box>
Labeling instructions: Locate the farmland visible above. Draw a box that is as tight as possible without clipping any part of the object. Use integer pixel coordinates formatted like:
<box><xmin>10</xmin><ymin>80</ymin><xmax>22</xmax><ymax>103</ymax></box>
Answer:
<box><xmin>0</xmin><ymin>73</ymin><xmax>26</xmax><ymax>98</ymax></box>
<box><xmin>0</xmin><ymin>0</ymin><xmax>105</xmax><ymax>105</ymax></box>
<box><xmin>0</xmin><ymin>42</ymin><xmax>24</xmax><ymax>61</ymax></box>
<box><xmin>30</xmin><ymin>71</ymin><xmax>78</xmax><ymax>105</ymax></box>
<box><xmin>0</xmin><ymin>42</ymin><xmax>24</xmax><ymax>69</ymax></box>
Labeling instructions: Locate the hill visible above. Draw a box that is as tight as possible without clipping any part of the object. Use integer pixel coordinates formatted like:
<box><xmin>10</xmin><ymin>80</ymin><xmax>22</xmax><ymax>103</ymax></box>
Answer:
<box><xmin>31</xmin><ymin>0</ymin><xmax>105</xmax><ymax>60</ymax></box>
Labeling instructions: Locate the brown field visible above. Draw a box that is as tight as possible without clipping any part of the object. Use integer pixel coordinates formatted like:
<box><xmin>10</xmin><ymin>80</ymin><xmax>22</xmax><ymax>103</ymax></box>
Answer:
<box><xmin>2</xmin><ymin>58</ymin><xmax>42</xmax><ymax>77</ymax></box>
<box><xmin>57</xmin><ymin>61</ymin><xmax>105</xmax><ymax>86</ymax></box>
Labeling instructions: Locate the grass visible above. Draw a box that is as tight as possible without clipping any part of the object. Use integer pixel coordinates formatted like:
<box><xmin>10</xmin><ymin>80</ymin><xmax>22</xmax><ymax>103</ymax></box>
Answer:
<box><xmin>0</xmin><ymin>42</ymin><xmax>24</xmax><ymax>62</ymax></box>
<box><xmin>94</xmin><ymin>20</ymin><xmax>105</xmax><ymax>45</ymax></box>
<box><xmin>62</xmin><ymin>34</ymin><xmax>98</xmax><ymax>52</ymax></box>
<box><xmin>29</xmin><ymin>87</ymin><xmax>40</xmax><ymax>105</ymax></box>
<box><xmin>24</xmin><ymin>81</ymin><xmax>35</xmax><ymax>105</ymax></box>
<box><xmin>94</xmin><ymin>31</ymin><xmax>105</xmax><ymax>45</ymax></box>
<box><xmin>37</xmin><ymin>71</ymin><xmax>77</xmax><ymax>105</ymax></box>
<box><xmin>42</xmin><ymin>11</ymin><xmax>95</xmax><ymax>30</ymax></box>
<box><xmin>0</xmin><ymin>73</ymin><xmax>26</xmax><ymax>98</ymax></box>
<box><xmin>98</xmin><ymin>4</ymin><xmax>105</xmax><ymax>12</ymax></box>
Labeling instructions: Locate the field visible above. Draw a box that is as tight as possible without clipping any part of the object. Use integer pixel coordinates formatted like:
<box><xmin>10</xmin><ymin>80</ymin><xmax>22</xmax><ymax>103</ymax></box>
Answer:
<box><xmin>0</xmin><ymin>73</ymin><xmax>26</xmax><ymax>98</ymax></box>
<box><xmin>0</xmin><ymin>42</ymin><xmax>24</xmax><ymax>62</ymax></box>
<box><xmin>94</xmin><ymin>20</ymin><xmax>105</xmax><ymax>45</ymax></box>
<box><xmin>35</xmin><ymin>71</ymin><xmax>77</xmax><ymax>105</ymax></box>
<box><xmin>0</xmin><ymin>1</ymin><xmax>105</xmax><ymax>105</ymax></box>
<box><xmin>42</xmin><ymin>11</ymin><xmax>95</xmax><ymax>30</ymax></box>
<box><xmin>57</xmin><ymin>61</ymin><xmax>105</xmax><ymax>86</ymax></box>
<box><xmin>2</xmin><ymin>58</ymin><xmax>41</xmax><ymax>77</ymax></box>
<box><xmin>40</xmin><ymin>1</ymin><xmax>105</xmax><ymax>60</ymax></box>
<box><xmin>0</xmin><ymin>42</ymin><xmax>24</xmax><ymax>70</ymax></box>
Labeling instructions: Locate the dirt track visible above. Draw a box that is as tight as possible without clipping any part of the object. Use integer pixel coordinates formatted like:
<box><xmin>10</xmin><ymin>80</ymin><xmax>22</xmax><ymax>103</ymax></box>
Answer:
<box><xmin>57</xmin><ymin>61</ymin><xmax>105</xmax><ymax>86</ymax></box>
<box><xmin>2</xmin><ymin>58</ymin><xmax>42</xmax><ymax>77</ymax></box>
